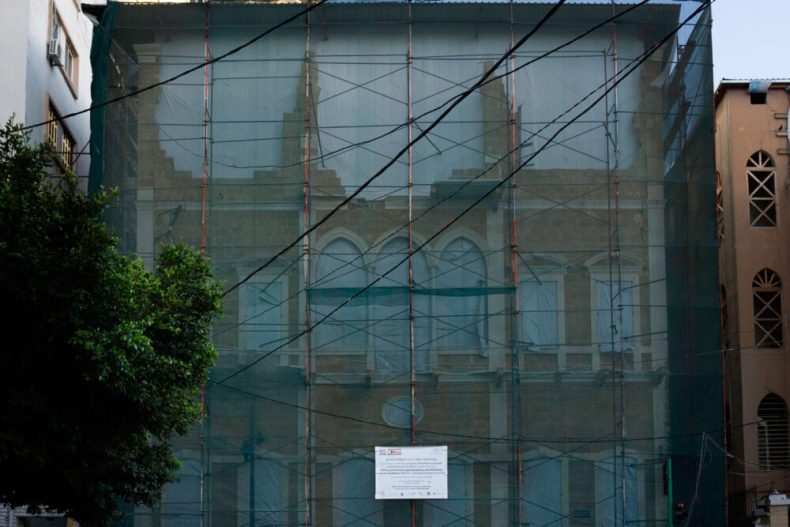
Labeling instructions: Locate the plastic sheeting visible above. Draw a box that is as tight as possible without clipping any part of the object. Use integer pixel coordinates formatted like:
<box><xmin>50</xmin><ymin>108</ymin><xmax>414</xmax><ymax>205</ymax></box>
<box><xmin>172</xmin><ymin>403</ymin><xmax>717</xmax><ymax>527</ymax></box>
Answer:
<box><xmin>520</xmin><ymin>280</ymin><xmax>559</xmax><ymax>348</ymax></box>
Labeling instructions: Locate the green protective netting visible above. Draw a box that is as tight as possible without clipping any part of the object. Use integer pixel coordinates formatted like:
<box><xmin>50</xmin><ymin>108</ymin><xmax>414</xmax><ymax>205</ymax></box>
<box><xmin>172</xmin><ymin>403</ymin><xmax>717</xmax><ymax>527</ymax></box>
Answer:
<box><xmin>91</xmin><ymin>1</ymin><xmax>722</xmax><ymax>525</ymax></box>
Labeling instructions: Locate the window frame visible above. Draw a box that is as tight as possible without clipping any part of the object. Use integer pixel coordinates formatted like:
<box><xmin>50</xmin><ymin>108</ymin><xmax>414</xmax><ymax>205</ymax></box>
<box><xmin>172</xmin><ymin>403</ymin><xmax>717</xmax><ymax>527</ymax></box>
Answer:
<box><xmin>757</xmin><ymin>393</ymin><xmax>790</xmax><ymax>470</ymax></box>
<box><xmin>332</xmin><ymin>455</ymin><xmax>382</xmax><ymax>527</ymax></box>
<box><xmin>311</xmin><ymin>235</ymin><xmax>369</xmax><ymax>355</ymax></box>
<box><xmin>433</xmin><ymin>236</ymin><xmax>489</xmax><ymax>355</ymax></box>
<box><xmin>370</xmin><ymin>236</ymin><xmax>431</xmax><ymax>373</ymax></box>
<box><xmin>518</xmin><ymin>447</ymin><xmax>646</xmax><ymax>527</ymax></box>
<box><xmin>752</xmin><ymin>268</ymin><xmax>783</xmax><ymax>349</ymax></box>
<box><xmin>45</xmin><ymin>101</ymin><xmax>77</xmax><ymax>172</ymax></box>
<box><xmin>237</xmin><ymin>456</ymin><xmax>289</xmax><ymax>526</ymax></box>
<box><xmin>747</xmin><ymin>150</ymin><xmax>777</xmax><ymax>228</ymax></box>
<box><xmin>594</xmin><ymin>453</ymin><xmax>646</xmax><ymax>527</ymax></box>
<box><xmin>588</xmin><ymin>268</ymin><xmax>641</xmax><ymax>354</ymax></box>
<box><xmin>238</xmin><ymin>272</ymin><xmax>290</xmax><ymax>359</ymax></box>
<box><xmin>48</xmin><ymin>6</ymin><xmax>79</xmax><ymax>97</ymax></box>
<box><xmin>521</xmin><ymin>447</ymin><xmax>567</xmax><ymax>527</ymax></box>
<box><xmin>518</xmin><ymin>263</ymin><xmax>566</xmax><ymax>351</ymax></box>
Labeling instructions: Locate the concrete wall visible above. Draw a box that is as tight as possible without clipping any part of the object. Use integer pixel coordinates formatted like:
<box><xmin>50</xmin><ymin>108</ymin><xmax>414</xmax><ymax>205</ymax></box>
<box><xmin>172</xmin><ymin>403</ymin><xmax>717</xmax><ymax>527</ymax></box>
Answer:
<box><xmin>0</xmin><ymin>0</ymin><xmax>30</xmax><ymax>126</ymax></box>
<box><xmin>0</xmin><ymin>0</ymin><xmax>93</xmax><ymax>178</ymax></box>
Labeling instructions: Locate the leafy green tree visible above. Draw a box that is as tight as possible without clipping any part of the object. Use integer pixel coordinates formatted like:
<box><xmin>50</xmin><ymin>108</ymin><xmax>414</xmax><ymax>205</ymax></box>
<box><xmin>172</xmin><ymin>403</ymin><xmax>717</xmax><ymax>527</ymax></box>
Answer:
<box><xmin>0</xmin><ymin>121</ymin><xmax>222</xmax><ymax>524</ymax></box>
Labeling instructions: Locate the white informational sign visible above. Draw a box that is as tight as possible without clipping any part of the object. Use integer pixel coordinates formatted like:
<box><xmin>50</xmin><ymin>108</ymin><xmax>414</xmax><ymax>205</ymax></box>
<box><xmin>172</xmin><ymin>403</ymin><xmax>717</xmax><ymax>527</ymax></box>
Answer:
<box><xmin>375</xmin><ymin>446</ymin><xmax>448</xmax><ymax>500</ymax></box>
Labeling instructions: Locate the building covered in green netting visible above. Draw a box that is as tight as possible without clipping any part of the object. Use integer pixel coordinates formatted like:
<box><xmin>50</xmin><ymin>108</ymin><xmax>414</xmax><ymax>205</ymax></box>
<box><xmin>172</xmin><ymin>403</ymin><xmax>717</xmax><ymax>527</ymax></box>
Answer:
<box><xmin>90</xmin><ymin>1</ymin><xmax>722</xmax><ymax>525</ymax></box>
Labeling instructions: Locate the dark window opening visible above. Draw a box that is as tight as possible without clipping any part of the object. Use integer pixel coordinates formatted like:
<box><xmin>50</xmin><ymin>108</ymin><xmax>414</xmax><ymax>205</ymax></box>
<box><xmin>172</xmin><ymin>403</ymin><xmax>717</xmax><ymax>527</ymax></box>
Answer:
<box><xmin>750</xmin><ymin>92</ymin><xmax>767</xmax><ymax>105</ymax></box>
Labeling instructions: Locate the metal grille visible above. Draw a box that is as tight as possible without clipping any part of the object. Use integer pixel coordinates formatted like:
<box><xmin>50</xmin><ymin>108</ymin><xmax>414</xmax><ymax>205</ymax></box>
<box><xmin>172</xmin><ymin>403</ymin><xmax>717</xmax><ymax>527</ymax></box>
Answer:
<box><xmin>753</xmin><ymin>268</ymin><xmax>783</xmax><ymax>348</ymax></box>
<box><xmin>747</xmin><ymin>150</ymin><xmax>777</xmax><ymax>227</ymax></box>
<box><xmin>758</xmin><ymin>393</ymin><xmax>790</xmax><ymax>470</ymax></box>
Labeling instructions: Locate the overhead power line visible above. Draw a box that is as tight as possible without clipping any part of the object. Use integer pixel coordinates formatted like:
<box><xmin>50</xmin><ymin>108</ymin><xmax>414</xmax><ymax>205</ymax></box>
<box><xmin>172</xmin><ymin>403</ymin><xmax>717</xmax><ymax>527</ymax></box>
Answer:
<box><xmin>23</xmin><ymin>0</ymin><xmax>330</xmax><ymax>131</ymax></box>
<box><xmin>222</xmin><ymin>0</ymin><xmax>569</xmax><ymax>296</ymax></box>
<box><xmin>211</xmin><ymin>379</ymin><xmax>738</xmax><ymax>445</ymax></box>
<box><xmin>213</xmin><ymin>0</ymin><xmax>712</xmax><ymax>385</ymax></box>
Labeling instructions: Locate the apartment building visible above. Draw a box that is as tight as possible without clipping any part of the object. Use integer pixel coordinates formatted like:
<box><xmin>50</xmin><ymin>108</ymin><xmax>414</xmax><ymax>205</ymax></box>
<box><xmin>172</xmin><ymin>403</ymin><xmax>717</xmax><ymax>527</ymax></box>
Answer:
<box><xmin>0</xmin><ymin>0</ymin><xmax>94</xmax><ymax>179</ymax></box>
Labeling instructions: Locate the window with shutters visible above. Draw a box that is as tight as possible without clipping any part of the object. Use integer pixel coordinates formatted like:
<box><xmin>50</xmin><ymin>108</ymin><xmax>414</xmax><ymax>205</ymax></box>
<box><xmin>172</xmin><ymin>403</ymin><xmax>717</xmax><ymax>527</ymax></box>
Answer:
<box><xmin>753</xmin><ymin>268</ymin><xmax>783</xmax><ymax>348</ymax></box>
<box><xmin>747</xmin><ymin>151</ymin><xmax>777</xmax><ymax>227</ymax></box>
<box><xmin>758</xmin><ymin>393</ymin><xmax>790</xmax><ymax>470</ymax></box>
<box><xmin>45</xmin><ymin>103</ymin><xmax>76</xmax><ymax>172</ymax></box>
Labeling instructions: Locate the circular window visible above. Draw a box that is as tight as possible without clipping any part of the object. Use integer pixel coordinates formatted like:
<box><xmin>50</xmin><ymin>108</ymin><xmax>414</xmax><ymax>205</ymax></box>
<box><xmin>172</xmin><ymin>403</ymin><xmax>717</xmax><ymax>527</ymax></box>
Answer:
<box><xmin>382</xmin><ymin>396</ymin><xmax>424</xmax><ymax>428</ymax></box>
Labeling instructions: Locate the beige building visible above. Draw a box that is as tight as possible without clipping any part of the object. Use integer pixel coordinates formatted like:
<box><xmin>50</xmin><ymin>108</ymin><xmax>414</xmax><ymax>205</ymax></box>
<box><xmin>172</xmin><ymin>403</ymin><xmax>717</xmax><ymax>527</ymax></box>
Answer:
<box><xmin>716</xmin><ymin>80</ymin><xmax>790</xmax><ymax>524</ymax></box>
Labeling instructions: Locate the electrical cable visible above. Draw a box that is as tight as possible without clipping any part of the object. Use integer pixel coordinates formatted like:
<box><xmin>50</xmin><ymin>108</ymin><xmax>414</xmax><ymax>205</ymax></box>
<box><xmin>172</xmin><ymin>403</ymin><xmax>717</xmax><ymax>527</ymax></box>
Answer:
<box><xmin>87</xmin><ymin>0</ymin><xmax>654</xmax><ymax>181</ymax></box>
<box><xmin>23</xmin><ymin>0</ymin><xmax>331</xmax><ymax>132</ymax></box>
<box><xmin>210</xmin><ymin>379</ymin><xmax>742</xmax><ymax>446</ymax></box>
<box><xmin>222</xmin><ymin>0</ymin><xmax>569</xmax><ymax>297</ymax></box>
<box><xmin>213</xmin><ymin>0</ymin><xmax>711</xmax><ymax>385</ymax></box>
<box><xmin>212</xmin><ymin>2</ymin><xmax>672</xmax><ymax>333</ymax></box>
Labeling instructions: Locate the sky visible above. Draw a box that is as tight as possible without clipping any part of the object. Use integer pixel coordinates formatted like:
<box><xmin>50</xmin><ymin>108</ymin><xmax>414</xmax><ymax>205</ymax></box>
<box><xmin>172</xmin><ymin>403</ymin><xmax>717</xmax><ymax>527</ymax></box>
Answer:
<box><xmin>712</xmin><ymin>0</ymin><xmax>790</xmax><ymax>86</ymax></box>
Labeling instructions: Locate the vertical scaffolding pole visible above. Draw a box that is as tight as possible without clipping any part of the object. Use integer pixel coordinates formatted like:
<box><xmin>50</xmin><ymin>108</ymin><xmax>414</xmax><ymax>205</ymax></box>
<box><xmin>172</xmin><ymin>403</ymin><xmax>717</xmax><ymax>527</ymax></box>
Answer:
<box><xmin>200</xmin><ymin>5</ymin><xmax>210</xmax><ymax>254</ymax></box>
<box><xmin>407</xmin><ymin>3</ymin><xmax>417</xmax><ymax>526</ymax></box>
<box><xmin>199</xmin><ymin>5</ymin><xmax>211</xmax><ymax>526</ymax></box>
<box><xmin>611</xmin><ymin>10</ymin><xmax>627</xmax><ymax>527</ymax></box>
<box><xmin>302</xmin><ymin>5</ymin><xmax>313</xmax><ymax>525</ymax></box>
<box><xmin>508</xmin><ymin>1</ymin><xmax>523</xmax><ymax>525</ymax></box>
<box><xmin>604</xmin><ymin>1</ymin><xmax>626</xmax><ymax>522</ymax></box>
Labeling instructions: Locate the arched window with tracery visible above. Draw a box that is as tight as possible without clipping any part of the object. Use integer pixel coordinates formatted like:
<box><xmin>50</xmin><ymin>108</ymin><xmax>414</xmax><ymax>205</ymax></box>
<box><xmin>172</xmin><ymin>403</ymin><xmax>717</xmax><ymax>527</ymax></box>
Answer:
<box><xmin>758</xmin><ymin>393</ymin><xmax>790</xmax><ymax>469</ymax></box>
<box><xmin>747</xmin><ymin>151</ymin><xmax>777</xmax><ymax>227</ymax></box>
<box><xmin>753</xmin><ymin>269</ymin><xmax>783</xmax><ymax>348</ymax></box>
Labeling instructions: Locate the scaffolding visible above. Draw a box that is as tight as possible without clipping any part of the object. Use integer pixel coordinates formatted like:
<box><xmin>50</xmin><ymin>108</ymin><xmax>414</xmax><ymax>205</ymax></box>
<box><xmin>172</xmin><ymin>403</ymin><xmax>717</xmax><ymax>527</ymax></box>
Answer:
<box><xmin>91</xmin><ymin>1</ymin><xmax>722</xmax><ymax>525</ymax></box>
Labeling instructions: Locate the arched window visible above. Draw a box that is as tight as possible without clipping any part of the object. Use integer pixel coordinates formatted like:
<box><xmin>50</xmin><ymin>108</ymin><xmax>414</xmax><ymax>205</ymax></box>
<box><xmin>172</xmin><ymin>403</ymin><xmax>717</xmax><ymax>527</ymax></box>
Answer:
<box><xmin>753</xmin><ymin>269</ymin><xmax>783</xmax><ymax>348</ymax></box>
<box><xmin>313</xmin><ymin>238</ymin><xmax>367</xmax><ymax>351</ymax></box>
<box><xmin>757</xmin><ymin>393</ymin><xmax>790</xmax><ymax>469</ymax></box>
<box><xmin>435</xmin><ymin>238</ymin><xmax>487</xmax><ymax>352</ymax></box>
<box><xmin>747</xmin><ymin>151</ymin><xmax>777</xmax><ymax>227</ymax></box>
<box><xmin>371</xmin><ymin>238</ymin><xmax>430</xmax><ymax>373</ymax></box>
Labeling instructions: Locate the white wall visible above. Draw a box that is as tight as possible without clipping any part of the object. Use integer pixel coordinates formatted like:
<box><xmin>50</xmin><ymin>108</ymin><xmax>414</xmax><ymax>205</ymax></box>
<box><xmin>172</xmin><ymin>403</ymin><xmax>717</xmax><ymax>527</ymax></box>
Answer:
<box><xmin>0</xmin><ymin>0</ymin><xmax>93</xmax><ymax>178</ymax></box>
<box><xmin>0</xmin><ymin>0</ymin><xmax>31</xmax><ymax>126</ymax></box>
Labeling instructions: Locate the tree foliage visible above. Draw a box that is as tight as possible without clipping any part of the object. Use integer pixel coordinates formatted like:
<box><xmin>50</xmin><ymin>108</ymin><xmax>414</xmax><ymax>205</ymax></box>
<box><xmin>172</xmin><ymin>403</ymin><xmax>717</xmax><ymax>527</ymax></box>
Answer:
<box><xmin>0</xmin><ymin>122</ymin><xmax>222</xmax><ymax>524</ymax></box>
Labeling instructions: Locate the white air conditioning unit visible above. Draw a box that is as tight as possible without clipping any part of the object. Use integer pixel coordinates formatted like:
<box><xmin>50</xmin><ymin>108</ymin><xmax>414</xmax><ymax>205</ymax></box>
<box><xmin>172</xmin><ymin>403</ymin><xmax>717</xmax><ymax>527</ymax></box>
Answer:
<box><xmin>47</xmin><ymin>38</ymin><xmax>62</xmax><ymax>66</ymax></box>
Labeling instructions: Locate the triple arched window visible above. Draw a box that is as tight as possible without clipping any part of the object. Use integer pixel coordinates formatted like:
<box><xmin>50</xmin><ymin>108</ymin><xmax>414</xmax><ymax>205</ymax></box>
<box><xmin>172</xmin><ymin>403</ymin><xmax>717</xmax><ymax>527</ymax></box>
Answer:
<box><xmin>747</xmin><ymin>150</ymin><xmax>777</xmax><ymax>227</ymax></box>
<box><xmin>753</xmin><ymin>268</ymin><xmax>783</xmax><ymax>348</ymax></box>
<box><xmin>758</xmin><ymin>393</ymin><xmax>790</xmax><ymax>470</ymax></box>
<box><xmin>312</xmin><ymin>235</ymin><xmax>489</xmax><ymax>372</ymax></box>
